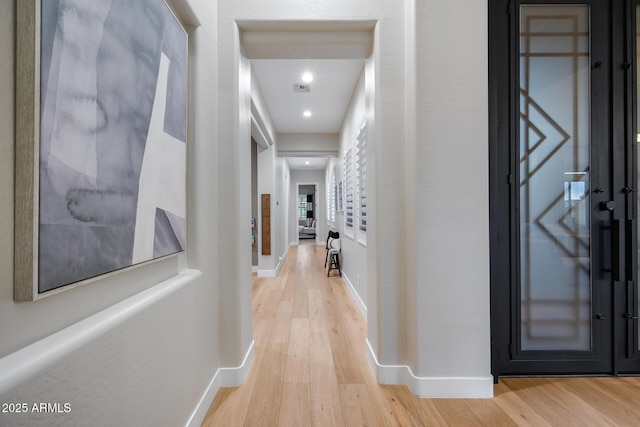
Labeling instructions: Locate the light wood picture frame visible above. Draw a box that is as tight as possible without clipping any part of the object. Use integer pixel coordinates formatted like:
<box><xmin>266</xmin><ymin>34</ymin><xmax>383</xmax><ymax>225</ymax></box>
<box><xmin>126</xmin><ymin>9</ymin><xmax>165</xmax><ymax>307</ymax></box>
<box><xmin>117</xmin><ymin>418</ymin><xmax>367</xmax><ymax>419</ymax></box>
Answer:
<box><xmin>15</xmin><ymin>0</ymin><xmax>188</xmax><ymax>300</ymax></box>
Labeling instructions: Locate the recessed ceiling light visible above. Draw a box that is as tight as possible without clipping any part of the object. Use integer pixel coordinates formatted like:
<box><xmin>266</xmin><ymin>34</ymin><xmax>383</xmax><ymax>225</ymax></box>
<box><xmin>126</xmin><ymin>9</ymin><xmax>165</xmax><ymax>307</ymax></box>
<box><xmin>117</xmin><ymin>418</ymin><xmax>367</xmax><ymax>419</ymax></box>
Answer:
<box><xmin>302</xmin><ymin>72</ymin><xmax>314</xmax><ymax>83</ymax></box>
<box><xmin>305</xmin><ymin>161</ymin><xmax>310</xmax><ymax>165</ymax></box>
<box><xmin>303</xmin><ymin>110</ymin><xmax>312</xmax><ymax>118</ymax></box>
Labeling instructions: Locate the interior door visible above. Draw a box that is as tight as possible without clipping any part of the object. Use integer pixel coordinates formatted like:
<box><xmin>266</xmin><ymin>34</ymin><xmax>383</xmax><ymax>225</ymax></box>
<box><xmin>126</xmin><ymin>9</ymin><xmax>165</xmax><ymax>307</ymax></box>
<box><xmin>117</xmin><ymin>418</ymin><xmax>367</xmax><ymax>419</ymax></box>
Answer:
<box><xmin>490</xmin><ymin>0</ymin><xmax>640</xmax><ymax>376</ymax></box>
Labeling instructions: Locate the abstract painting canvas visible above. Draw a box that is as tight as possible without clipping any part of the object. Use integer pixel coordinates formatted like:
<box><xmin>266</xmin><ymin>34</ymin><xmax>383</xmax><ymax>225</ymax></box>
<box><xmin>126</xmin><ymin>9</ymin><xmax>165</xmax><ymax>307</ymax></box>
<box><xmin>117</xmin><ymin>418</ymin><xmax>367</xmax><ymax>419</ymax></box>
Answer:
<box><xmin>15</xmin><ymin>0</ymin><xmax>187</xmax><ymax>300</ymax></box>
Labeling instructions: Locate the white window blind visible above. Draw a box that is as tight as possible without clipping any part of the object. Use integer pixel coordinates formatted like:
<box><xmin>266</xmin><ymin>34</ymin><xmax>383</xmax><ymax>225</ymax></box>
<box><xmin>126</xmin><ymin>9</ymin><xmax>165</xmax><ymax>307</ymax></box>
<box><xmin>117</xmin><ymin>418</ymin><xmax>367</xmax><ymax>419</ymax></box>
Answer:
<box><xmin>356</xmin><ymin>122</ymin><xmax>367</xmax><ymax>237</ymax></box>
<box><xmin>326</xmin><ymin>174</ymin><xmax>331</xmax><ymax>226</ymax></box>
<box><xmin>330</xmin><ymin>167</ymin><xmax>336</xmax><ymax>226</ymax></box>
<box><xmin>344</xmin><ymin>148</ymin><xmax>354</xmax><ymax>233</ymax></box>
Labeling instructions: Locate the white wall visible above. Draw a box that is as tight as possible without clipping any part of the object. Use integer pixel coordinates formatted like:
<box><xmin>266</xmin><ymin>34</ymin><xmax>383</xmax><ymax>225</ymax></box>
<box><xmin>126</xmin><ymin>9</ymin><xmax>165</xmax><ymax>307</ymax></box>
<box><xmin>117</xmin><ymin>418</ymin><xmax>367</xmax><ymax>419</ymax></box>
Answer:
<box><xmin>276</xmin><ymin>157</ymin><xmax>291</xmax><ymax>259</ymax></box>
<box><xmin>332</xmin><ymin>68</ymin><xmax>369</xmax><ymax>310</ymax></box>
<box><xmin>216</xmin><ymin>14</ymin><xmax>255</xmax><ymax>373</ymax></box>
<box><xmin>278</xmin><ymin>133</ymin><xmax>339</xmax><ymax>156</ymax></box>
<box><xmin>257</xmin><ymin>145</ymin><xmax>290</xmax><ymax>275</ymax></box>
<box><xmin>257</xmin><ymin>145</ymin><xmax>276</xmax><ymax>271</ymax></box>
<box><xmin>0</xmin><ymin>1</ymin><xmax>234</xmax><ymax>426</ymax></box>
<box><xmin>404</xmin><ymin>0</ymin><xmax>418</xmax><ymax>382</ymax></box>
<box><xmin>402</xmin><ymin>0</ymin><xmax>492</xmax><ymax>396</ymax></box>
<box><xmin>251</xmin><ymin>66</ymin><xmax>277</xmax><ymax>147</ymax></box>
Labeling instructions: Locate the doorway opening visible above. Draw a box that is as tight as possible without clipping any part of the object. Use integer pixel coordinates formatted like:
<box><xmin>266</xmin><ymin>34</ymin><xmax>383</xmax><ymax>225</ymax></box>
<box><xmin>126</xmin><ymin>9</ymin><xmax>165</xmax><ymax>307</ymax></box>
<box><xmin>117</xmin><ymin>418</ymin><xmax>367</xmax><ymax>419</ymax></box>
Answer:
<box><xmin>242</xmin><ymin>21</ymin><xmax>374</xmax><ymax>289</ymax></box>
<box><xmin>297</xmin><ymin>182</ymin><xmax>319</xmax><ymax>244</ymax></box>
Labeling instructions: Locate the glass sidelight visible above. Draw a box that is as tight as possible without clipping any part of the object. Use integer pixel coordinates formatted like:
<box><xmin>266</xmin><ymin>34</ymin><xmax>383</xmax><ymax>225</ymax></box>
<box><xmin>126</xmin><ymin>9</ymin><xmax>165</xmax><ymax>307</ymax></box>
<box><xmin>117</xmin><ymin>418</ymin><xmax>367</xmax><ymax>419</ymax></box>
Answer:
<box><xmin>519</xmin><ymin>5</ymin><xmax>592</xmax><ymax>351</ymax></box>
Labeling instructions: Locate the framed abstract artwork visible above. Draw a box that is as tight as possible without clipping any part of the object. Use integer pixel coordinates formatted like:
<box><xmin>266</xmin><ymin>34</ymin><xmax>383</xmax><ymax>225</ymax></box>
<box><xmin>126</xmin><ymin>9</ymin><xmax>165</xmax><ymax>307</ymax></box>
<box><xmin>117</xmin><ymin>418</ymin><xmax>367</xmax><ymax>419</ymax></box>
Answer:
<box><xmin>15</xmin><ymin>0</ymin><xmax>188</xmax><ymax>300</ymax></box>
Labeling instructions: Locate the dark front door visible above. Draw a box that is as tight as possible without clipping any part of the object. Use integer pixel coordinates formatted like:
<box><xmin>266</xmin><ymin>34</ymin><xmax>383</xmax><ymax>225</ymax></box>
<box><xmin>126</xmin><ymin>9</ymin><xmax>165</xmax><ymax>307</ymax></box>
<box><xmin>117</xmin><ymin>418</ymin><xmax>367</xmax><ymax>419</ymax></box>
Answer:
<box><xmin>490</xmin><ymin>0</ymin><xmax>640</xmax><ymax>376</ymax></box>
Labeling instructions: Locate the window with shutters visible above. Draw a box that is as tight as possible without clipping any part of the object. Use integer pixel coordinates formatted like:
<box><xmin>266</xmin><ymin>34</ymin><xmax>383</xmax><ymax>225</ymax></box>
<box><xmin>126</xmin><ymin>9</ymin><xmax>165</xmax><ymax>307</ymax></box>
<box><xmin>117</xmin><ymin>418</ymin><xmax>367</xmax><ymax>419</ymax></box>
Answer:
<box><xmin>344</xmin><ymin>148</ymin><xmax>354</xmax><ymax>237</ymax></box>
<box><xmin>356</xmin><ymin>120</ymin><xmax>367</xmax><ymax>244</ymax></box>
<box><xmin>330</xmin><ymin>166</ymin><xmax>336</xmax><ymax>227</ymax></box>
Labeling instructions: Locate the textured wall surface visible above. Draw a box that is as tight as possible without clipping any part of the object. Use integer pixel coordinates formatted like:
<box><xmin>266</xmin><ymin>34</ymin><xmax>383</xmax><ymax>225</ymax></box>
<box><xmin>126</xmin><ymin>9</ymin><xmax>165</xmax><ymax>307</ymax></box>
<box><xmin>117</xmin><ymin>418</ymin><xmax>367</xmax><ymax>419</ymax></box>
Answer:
<box><xmin>409</xmin><ymin>0</ymin><xmax>492</xmax><ymax>389</ymax></box>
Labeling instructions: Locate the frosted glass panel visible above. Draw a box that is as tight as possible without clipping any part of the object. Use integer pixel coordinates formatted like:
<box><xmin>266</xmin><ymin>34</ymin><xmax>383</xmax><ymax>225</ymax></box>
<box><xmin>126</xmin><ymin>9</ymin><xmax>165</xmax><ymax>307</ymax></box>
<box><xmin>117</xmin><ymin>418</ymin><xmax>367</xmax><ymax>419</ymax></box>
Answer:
<box><xmin>519</xmin><ymin>5</ymin><xmax>591</xmax><ymax>351</ymax></box>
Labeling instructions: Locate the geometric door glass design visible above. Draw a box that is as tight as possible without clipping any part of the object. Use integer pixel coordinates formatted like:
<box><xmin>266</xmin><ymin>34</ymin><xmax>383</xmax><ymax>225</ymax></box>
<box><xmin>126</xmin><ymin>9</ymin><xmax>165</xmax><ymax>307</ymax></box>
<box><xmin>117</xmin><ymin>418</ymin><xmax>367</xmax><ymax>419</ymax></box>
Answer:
<box><xmin>519</xmin><ymin>5</ymin><xmax>591</xmax><ymax>350</ymax></box>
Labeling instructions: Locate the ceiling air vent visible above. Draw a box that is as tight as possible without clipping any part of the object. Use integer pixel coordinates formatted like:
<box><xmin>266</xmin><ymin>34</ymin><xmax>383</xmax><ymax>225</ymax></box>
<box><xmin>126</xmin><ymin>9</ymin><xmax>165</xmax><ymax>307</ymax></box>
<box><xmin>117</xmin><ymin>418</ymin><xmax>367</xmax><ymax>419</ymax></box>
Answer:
<box><xmin>293</xmin><ymin>83</ymin><xmax>311</xmax><ymax>93</ymax></box>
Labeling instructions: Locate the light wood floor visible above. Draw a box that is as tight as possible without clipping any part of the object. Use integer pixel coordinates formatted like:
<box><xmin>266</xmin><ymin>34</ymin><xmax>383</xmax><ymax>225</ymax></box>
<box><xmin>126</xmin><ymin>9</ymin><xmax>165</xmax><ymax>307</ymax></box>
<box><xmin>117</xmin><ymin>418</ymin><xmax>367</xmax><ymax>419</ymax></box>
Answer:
<box><xmin>202</xmin><ymin>245</ymin><xmax>640</xmax><ymax>426</ymax></box>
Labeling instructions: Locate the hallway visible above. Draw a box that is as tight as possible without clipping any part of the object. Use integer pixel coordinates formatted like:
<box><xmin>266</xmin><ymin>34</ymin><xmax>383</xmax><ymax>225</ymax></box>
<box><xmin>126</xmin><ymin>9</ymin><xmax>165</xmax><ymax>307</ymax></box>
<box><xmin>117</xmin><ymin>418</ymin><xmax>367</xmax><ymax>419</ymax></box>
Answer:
<box><xmin>203</xmin><ymin>244</ymin><xmax>375</xmax><ymax>426</ymax></box>
<box><xmin>201</xmin><ymin>245</ymin><xmax>640</xmax><ymax>426</ymax></box>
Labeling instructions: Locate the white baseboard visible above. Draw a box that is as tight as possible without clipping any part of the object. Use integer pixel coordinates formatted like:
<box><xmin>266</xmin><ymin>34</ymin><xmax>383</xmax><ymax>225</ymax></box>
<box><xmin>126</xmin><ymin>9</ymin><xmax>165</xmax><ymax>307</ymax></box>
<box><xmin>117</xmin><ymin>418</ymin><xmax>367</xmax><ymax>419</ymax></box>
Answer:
<box><xmin>290</xmin><ymin>241</ymin><xmax>298</xmax><ymax>246</ymax></box>
<box><xmin>257</xmin><ymin>249</ymin><xmax>288</xmax><ymax>277</ymax></box>
<box><xmin>257</xmin><ymin>262</ymin><xmax>279</xmax><ymax>277</ymax></box>
<box><xmin>341</xmin><ymin>272</ymin><xmax>367</xmax><ymax>317</ymax></box>
<box><xmin>252</xmin><ymin>266</ymin><xmax>259</xmax><ymax>273</ymax></box>
<box><xmin>257</xmin><ymin>264</ymin><xmax>280</xmax><ymax>277</ymax></box>
<box><xmin>186</xmin><ymin>340</ymin><xmax>255</xmax><ymax>427</ymax></box>
<box><xmin>257</xmin><ymin>270</ymin><xmax>276</xmax><ymax>278</ymax></box>
<box><xmin>365</xmin><ymin>340</ymin><xmax>493</xmax><ymax>398</ymax></box>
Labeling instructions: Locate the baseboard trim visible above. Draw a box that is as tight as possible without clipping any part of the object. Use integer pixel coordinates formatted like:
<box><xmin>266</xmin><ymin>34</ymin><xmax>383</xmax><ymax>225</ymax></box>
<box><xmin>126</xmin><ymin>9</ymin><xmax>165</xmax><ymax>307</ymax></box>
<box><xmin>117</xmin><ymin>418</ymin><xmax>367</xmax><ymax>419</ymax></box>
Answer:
<box><xmin>186</xmin><ymin>340</ymin><xmax>255</xmax><ymax>427</ymax></box>
<box><xmin>341</xmin><ymin>272</ymin><xmax>367</xmax><ymax>317</ymax></box>
<box><xmin>257</xmin><ymin>249</ymin><xmax>288</xmax><ymax>278</ymax></box>
<box><xmin>365</xmin><ymin>340</ymin><xmax>493</xmax><ymax>398</ymax></box>
<box><xmin>257</xmin><ymin>269</ymin><xmax>276</xmax><ymax>277</ymax></box>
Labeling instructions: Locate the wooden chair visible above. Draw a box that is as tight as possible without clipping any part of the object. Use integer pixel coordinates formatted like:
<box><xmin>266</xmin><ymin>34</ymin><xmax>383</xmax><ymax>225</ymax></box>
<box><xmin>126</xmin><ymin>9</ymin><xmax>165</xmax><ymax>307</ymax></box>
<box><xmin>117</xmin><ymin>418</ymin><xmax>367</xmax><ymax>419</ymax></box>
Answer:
<box><xmin>325</xmin><ymin>230</ymin><xmax>340</xmax><ymax>268</ymax></box>
<box><xmin>326</xmin><ymin>238</ymin><xmax>341</xmax><ymax>277</ymax></box>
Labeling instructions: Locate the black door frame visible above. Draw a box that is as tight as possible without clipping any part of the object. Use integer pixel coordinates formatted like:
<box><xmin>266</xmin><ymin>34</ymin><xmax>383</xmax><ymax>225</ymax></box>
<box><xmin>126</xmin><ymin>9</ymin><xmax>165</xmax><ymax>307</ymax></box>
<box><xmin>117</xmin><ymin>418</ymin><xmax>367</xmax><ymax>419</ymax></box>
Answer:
<box><xmin>490</xmin><ymin>0</ymin><xmax>640</xmax><ymax>377</ymax></box>
<box><xmin>616</xmin><ymin>0</ymin><xmax>640</xmax><ymax>374</ymax></box>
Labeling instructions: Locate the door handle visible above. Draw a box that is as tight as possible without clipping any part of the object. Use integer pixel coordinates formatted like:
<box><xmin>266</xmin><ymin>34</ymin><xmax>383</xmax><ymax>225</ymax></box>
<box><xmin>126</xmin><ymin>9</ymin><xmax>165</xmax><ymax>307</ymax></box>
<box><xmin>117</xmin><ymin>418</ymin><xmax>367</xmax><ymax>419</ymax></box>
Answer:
<box><xmin>612</xmin><ymin>219</ymin><xmax>620</xmax><ymax>282</ymax></box>
<box><xmin>600</xmin><ymin>201</ymin><xmax>616</xmax><ymax>211</ymax></box>
<box><xmin>601</xmin><ymin>221</ymin><xmax>620</xmax><ymax>280</ymax></box>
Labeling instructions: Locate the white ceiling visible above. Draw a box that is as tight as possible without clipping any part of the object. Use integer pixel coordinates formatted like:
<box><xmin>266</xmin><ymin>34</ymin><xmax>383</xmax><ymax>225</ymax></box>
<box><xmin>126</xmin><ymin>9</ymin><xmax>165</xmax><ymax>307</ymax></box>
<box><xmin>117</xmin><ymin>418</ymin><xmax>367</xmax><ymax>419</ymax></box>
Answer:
<box><xmin>286</xmin><ymin>157</ymin><xmax>328</xmax><ymax>171</ymax></box>
<box><xmin>251</xmin><ymin>59</ymin><xmax>365</xmax><ymax>134</ymax></box>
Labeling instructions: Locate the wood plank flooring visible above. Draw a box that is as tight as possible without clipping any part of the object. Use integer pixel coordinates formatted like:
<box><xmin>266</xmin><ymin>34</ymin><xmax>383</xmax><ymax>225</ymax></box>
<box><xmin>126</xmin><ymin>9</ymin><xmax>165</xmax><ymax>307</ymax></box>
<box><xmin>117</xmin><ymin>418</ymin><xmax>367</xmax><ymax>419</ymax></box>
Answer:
<box><xmin>202</xmin><ymin>245</ymin><xmax>640</xmax><ymax>426</ymax></box>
